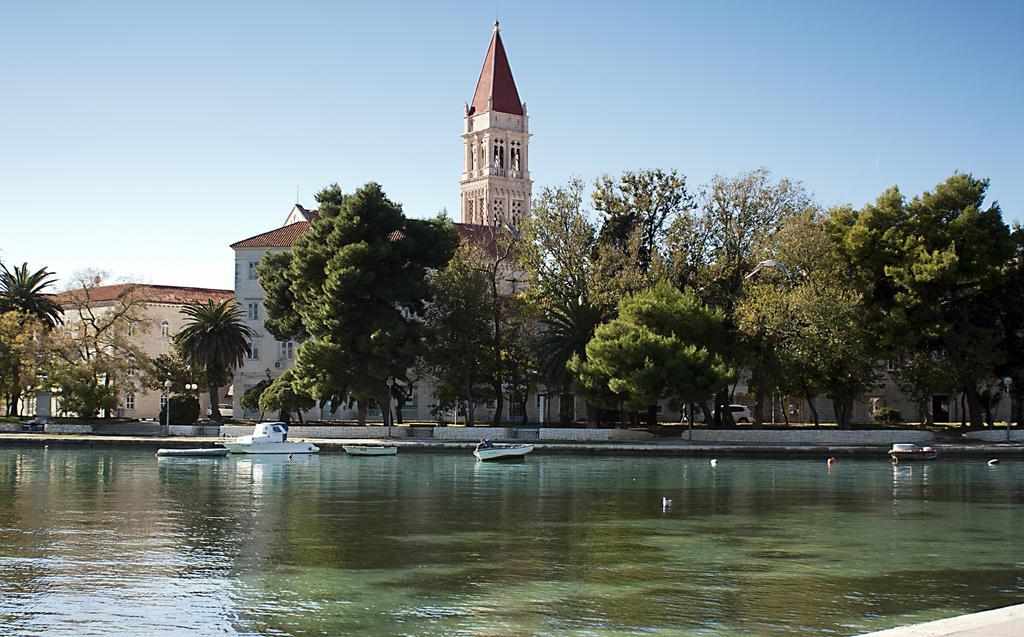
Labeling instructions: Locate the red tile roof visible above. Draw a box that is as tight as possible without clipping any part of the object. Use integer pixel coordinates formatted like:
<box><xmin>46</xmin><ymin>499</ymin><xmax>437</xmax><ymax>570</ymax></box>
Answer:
<box><xmin>57</xmin><ymin>284</ymin><xmax>234</xmax><ymax>306</ymax></box>
<box><xmin>469</xmin><ymin>22</ymin><xmax>523</xmax><ymax>116</ymax></box>
<box><xmin>230</xmin><ymin>221</ymin><xmax>312</xmax><ymax>249</ymax></box>
<box><xmin>231</xmin><ymin>220</ymin><xmax>495</xmax><ymax>252</ymax></box>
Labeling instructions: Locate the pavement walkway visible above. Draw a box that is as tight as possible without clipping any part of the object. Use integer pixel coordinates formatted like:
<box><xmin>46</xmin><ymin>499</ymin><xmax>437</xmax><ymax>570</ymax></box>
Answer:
<box><xmin>1</xmin><ymin>433</ymin><xmax>1023</xmax><ymax>458</ymax></box>
<box><xmin>859</xmin><ymin>603</ymin><xmax>1024</xmax><ymax>636</ymax></box>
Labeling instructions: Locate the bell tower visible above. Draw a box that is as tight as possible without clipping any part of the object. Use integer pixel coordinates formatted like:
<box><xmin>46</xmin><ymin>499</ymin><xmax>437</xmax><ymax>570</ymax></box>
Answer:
<box><xmin>460</xmin><ymin>21</ymin><xmax>532</xmax><ymax>227</ymax></box>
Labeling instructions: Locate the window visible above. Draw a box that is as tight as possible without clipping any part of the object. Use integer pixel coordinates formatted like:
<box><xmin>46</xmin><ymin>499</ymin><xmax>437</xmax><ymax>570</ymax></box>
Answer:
<box><xmin>159</xmin><ymin>395</ymin><xmax>167</xmax><ymax>410</ymax></box>
<box><xmin>247</xmin><ymin>338</ymin><xmax>261</xmax><ymax>360</ymax></box>
<box><xmin>280</xmin><ymin>340</ymin><xmax>294</xmax><ymax>360</ymax></box>
<box><xmin>125</xmin><ymin>394</ymin><xmax>135</xmax><ymax>410</ymax></box>
<box><xmin>247</xmin><ymin>301</ymin><xmax>260</xmax><ymax>321</ymax></box>
<box><xmin>248</xmin><ymin>261</ymin><xmax>260</xmax><ymax>280</ymax></box>
<box><xmin>160</xmin><ymin>321</ymin><xmax>170</xmax><ymax>338</ymax></box>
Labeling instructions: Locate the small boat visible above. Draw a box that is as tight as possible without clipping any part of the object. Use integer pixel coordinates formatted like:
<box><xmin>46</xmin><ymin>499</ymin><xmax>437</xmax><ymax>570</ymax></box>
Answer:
<box><xmin>343</xmin><ymin>445</ymin><xmax>398</xmax><ymax>456</ymax></box>
<box><xmin>219</xmin><ymin>422</ymin><xmax>320</xmax><ymax>455</ymax></box>
<box><xmin>889</xmin><ymin>443</ymin><xmax>937</xmax><ymax>463</ymax></box>
<box><xmin>473</xmin><ymin>443</ymin><xmax>534</xmax><ymax>461</ymax></box>
<box><xmin>156</xmin><ymin>447</ymin><xmax>229</xmax><ymax>457</ymax></box>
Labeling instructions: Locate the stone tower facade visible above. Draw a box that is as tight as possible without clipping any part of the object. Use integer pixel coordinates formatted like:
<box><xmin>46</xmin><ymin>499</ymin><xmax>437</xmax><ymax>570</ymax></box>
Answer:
<box><xmin>460</xmin><ymin>22</ymin><xmax>532</xmax><ymax>228</ymax></box>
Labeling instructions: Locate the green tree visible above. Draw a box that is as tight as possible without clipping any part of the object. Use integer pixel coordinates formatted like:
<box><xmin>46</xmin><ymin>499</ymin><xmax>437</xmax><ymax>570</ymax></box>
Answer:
<box><xmin>569</xmin><ymin>283</ymin><xmax>734</xmax><ymax>426</ymax></box>
<box><xmin>989</xmin><ymin>226</ymin><xmax>1024</xmax><ymax>426</ymax></box>
<box><xmin>519</xmin><ymin>178</ymin><xmax>599</xmax><ymax>306</ymax></box>
<box><xmin>241</xmin><ymin>379</ymin><xmax>272</xmax><ymax>421</ymax></box>
<box><xmin>0</xmin><ymin>312</ymin><xmax>46</xmax><ymax>416</ymax></box>
<box><xmin>143</xmin><ymin>347</ymin><xmax>202</xmax><ymax>397</ymax></box>
<box><xmin>0</xmin><ymin>262</ymin><xmax>63</xmax><ymax>328</ymax></box>
<box><xmin>736</xmin><ymin>208</ymin><xmax>880</xmax><ymax>428</ymax></box>
<box><xmin>258</xmin><ymin>369</ymin><xmax>316</xmax><ymax>423</ymax></box>
<box><xmin>593</xmin><ymin>169</ymin><xmax>694</xmax><ymax>276</ymax></box>
<box><xmin>49</xmin><ymin>272</ymin><xmax>150</xmax><ymax>419</ymax></box>
<box><xmin>535</xmin><ymin>298</ymin><xmax>603</xmax><ymax>424</ymax></box>
<box><xmin>422</xmin><ymin>243</ymin><xmax>496</xmax><ymax>426</ymax></box>
<box><xmin>158</xmin><ymin>394</ymin><xmax>200</xmax><ymax>426</ymax></box>
<box><xmin>259</xmin><ymin>182</ymin><xmax>458</xmax><ymax>424</ymax></box>
<box><xmin>52</xmin><ymin>361</ymin><xmax>119</xmax><ymax>419</ymax></box>
<box><xmin>174</xmin><ymin>299</ymin><xmax>256</xmax><ymax>422</ymax></box>
<box><xmin>831</xmin><ymin>173</ymin><xmax>1015</xmax><ymax>428</ymax></box>
<box><xmin>892</xmin><ymin>350</ymin><xmax>958</xmax><ymax>426</ymax></box>
<box><xmin>669</xmin><ymin>168</ymin><xmax>813</xmax><ymax>426</ymax></box>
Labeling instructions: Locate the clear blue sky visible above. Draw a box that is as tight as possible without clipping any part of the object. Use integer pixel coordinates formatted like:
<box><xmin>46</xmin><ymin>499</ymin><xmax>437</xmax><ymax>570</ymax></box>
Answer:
<box><xmin>2</xmin><ymin>1</ymin><xmax>1021</xmax><ymax>290</ymax></box>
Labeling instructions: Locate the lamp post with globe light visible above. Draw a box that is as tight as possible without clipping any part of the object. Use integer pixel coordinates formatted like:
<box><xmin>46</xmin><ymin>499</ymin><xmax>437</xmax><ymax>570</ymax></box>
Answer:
<box><xmin>385</xmin><ymin>378</ymin><xmax>395</xmax><ymax>438</ymax></box>
<box><xmin>163</xmin><ymin>380</ymin><xmax>173</xmax><ymax>432</ymax></box>
<box><xmin>1005</xmin><ymin>377</ymin><xmax>1014</xmax><ymax>442</ymax></box>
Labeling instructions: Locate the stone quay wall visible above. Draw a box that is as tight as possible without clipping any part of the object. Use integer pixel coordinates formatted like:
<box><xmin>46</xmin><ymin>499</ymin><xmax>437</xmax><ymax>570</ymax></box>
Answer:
<box><xmin>682</xmin><ymin>429</ymin><xmax>934</xmax><ymax>445</ymax></box>
<box><xmin>964</xmin><ymin>429</ymin><xmax>1024</xmax><ymax>443</ymax></box>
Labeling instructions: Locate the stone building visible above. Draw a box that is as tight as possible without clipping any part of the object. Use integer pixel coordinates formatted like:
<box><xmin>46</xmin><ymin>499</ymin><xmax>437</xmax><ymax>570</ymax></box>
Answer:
<box><xmin>229</xmin><ymin>23</ymin><xmax>576</xmax><ymax>424</ymax></box>
<box><xmin>46</xmin><ymin>284</ymin><xmax>234</xmax><ymax>420</ymax></box>
<box><xmin>228</xmin><ymin>23</ymin><xmax>1010</xmax><ymax>427</ymax></box>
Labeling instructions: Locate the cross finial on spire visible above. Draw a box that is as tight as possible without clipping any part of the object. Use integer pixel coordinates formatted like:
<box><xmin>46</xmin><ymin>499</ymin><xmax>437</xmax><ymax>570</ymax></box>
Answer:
<box><xmin>494</xmin><ymin>20</ymin><xmax>499</xmax><ymax>31</ymax></box>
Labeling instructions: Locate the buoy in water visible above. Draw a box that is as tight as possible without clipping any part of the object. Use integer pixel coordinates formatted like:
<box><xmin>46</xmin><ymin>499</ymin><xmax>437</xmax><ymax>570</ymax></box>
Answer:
<box><xmin>988</xmin><ymin>459</ymin><xmax>1000</xmax><ymax>466</ymax></box>
<box><xmin>710</xmin><ymin>459</ymin><xmax>719</xmax><ymax>468</ymax></box>
<box><xmin>827</xmin><ymin>457</ymin><xmax>836</xmax><ymax>467</ymax></box>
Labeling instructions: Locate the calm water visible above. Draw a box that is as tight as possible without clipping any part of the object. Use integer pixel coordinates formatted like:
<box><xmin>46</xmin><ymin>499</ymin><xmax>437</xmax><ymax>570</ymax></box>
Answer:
<box><xmin>0</xmin><ymin>448</ymin><xmax>1021</xmax><ymax>636</ymax></box>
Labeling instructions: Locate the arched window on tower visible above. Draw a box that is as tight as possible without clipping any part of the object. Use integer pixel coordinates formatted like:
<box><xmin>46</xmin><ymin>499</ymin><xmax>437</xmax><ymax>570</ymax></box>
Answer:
<box><xmin>493</xmin><ymin>139</ymin><xmax>505</xmax><ymax>171</ymax></box>
<box><xmin>511</xmin><ymin>142</ymin><xmax>521</xmax><ymax>174</ymax></box>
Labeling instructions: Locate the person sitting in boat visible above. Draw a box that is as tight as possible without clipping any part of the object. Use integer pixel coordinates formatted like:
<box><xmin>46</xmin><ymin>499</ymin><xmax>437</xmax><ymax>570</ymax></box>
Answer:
<box><xmin>476</xmin><ymin>438</ymin><xmax>495</xmax><ymax>451</ymax></box>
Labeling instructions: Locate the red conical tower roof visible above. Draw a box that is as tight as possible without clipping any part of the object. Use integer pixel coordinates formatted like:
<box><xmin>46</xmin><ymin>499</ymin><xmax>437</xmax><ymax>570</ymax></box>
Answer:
<box><xmin>469</xmin><ymin>21</ymin><xmax>523</xmax><ymax>116</ymax></box>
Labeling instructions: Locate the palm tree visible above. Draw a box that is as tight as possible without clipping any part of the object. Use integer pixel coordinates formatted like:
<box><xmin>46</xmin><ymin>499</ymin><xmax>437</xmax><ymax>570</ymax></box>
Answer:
<box><xmin>0</xmin><ymin>262</ymin><xmax>62</xmax><ymax>328</ymax></box>
<box><xmin>536</xmin><ymin>298</ymin><xmax>603</xmax><ymax>424</ymax></box>
<box><xmin>174</xmin><ymin>300</ymin><xmax>256</xmax><ymax>422</ymax></box>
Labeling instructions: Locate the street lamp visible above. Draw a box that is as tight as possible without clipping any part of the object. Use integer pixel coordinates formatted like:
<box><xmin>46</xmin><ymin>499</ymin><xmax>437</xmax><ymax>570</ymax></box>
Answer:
<box><xmin>385</xmin><ymin>378</ymin><xmax>395</xmax><ymax>438</ymax></box>
<box><xmin>163</xmin><ymin>379</ymin><xmax>173</xmax><ymax>429</ymax></box>
<box><xmin>1004</xmin><ymin>377</ymin><xmax>1014</xmax><ymax>442</ymax></box>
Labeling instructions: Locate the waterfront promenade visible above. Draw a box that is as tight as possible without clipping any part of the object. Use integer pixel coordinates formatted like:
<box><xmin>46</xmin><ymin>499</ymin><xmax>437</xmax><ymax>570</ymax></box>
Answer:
<box><xmin>1</xmin><ymin>431</ymin><xmax>1022</xmax><ymax>458</ymax></box>
<box><xmin>860</xmin><ymin>603</ymin><xmax>1024</xmax><ymax>636</ymax></box>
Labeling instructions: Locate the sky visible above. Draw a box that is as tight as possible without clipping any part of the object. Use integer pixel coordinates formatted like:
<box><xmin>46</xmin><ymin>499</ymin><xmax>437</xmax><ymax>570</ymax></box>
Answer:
<box><xmin>2</xmin><ymin>0</ymin><xmax>1022</xmax><ymax>291</ymax></box>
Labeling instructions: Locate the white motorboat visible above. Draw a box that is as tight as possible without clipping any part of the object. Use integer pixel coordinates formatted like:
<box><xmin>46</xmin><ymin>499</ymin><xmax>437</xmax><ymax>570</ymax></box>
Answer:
<box><xmin>343</xmin><ymin>445</ymin><xmax>398</xmax><ymax>456</ymax></box>
<box><xmin>220</xmin><ymin>422</ymin><xmax>320</xmax><ymax>455</ymax></box>
<box><xmin>889</xmin><ymin>443</ymin><xmax>937</xmax><ymax>462</ymax></box>
<box><xmin>473</xmin><ymin>443</ymin><xmax>534</xmax><ymax>461</ymax></box>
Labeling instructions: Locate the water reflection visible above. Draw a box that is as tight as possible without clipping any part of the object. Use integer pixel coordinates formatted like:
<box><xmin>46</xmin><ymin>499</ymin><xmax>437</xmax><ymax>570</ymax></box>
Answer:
<box><xmin>0</xmin><ymin>448</ymin><xmax>1021</xmax><ymax>636</ymax></box>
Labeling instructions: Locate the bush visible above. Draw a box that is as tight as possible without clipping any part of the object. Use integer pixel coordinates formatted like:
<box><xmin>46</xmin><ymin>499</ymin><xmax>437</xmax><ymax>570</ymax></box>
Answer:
<box><xmin>873</xmin><ymin>407</ymin><xmax>903</xmax><ymax>425</ymax></box>
<box><xmin>158</xmin><ymin>395</ymin><xmax>200</xmax><ymax>425</ymax></box>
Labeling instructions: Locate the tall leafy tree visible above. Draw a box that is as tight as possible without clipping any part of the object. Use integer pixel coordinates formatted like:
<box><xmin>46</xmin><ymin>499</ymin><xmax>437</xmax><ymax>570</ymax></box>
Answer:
<box><xmin>519</xmin><ymin>178</ymin><xmax>598</xmax><ymax>307</ymax></box>
<box><xmin>669</xmin><ymin>168</ymin><xmax>813</xmax><ymax>426</ymax></box>
<box><xmin>0</xmin><ymin>311</ymin><xmax>47</xmax><ymax>417</ymax></box>
<box><xmin>736</xmin><ymin>208</ymin><xmax>881</xmax><ymax>427</ymax></box>
<box><xmin>422</xmin><ymin>243</ymin><xmax>497</xmax><ymax>426</ymax></box>
<box><xmin>593</xmin><ymin>169</ymin><xmax>693</xmax><ymax>276</ymax></box>
<box><xmin>831</xmin><ymin>173</ymin><xmax>1014</xmax><ymax>428</ymax></box>
<box><xmin>259</xmin><ymin>369</ymin><xmax>315</xmax><ymax>424</ymax></box>
<box><xmin>570</xmin><ymin>282</ymin><xmax>734</xmax><ymax>426</ymax></box>
<box><xmin>0</xmin><ymin>262</ymin><xmax>63</xmax><ymax>328</ymax></box>
<box><xmin>260</xmin><ymin>182</ymin><xmax>458</xmax><ymax>424</ymax></box>
<box><xmin>174</xmin><ymin>299</ymin><xmax>255</xmax><ymax>422</ymax></box>
<box><xmin>50</xmin><ymin>272</ymin><xmax>150</xmax><ymax>419</ymax></box>
<box><xmin>535</xmin><ymin>298</ymin><xmax>603</xmax><ymax>424</ymax></box>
